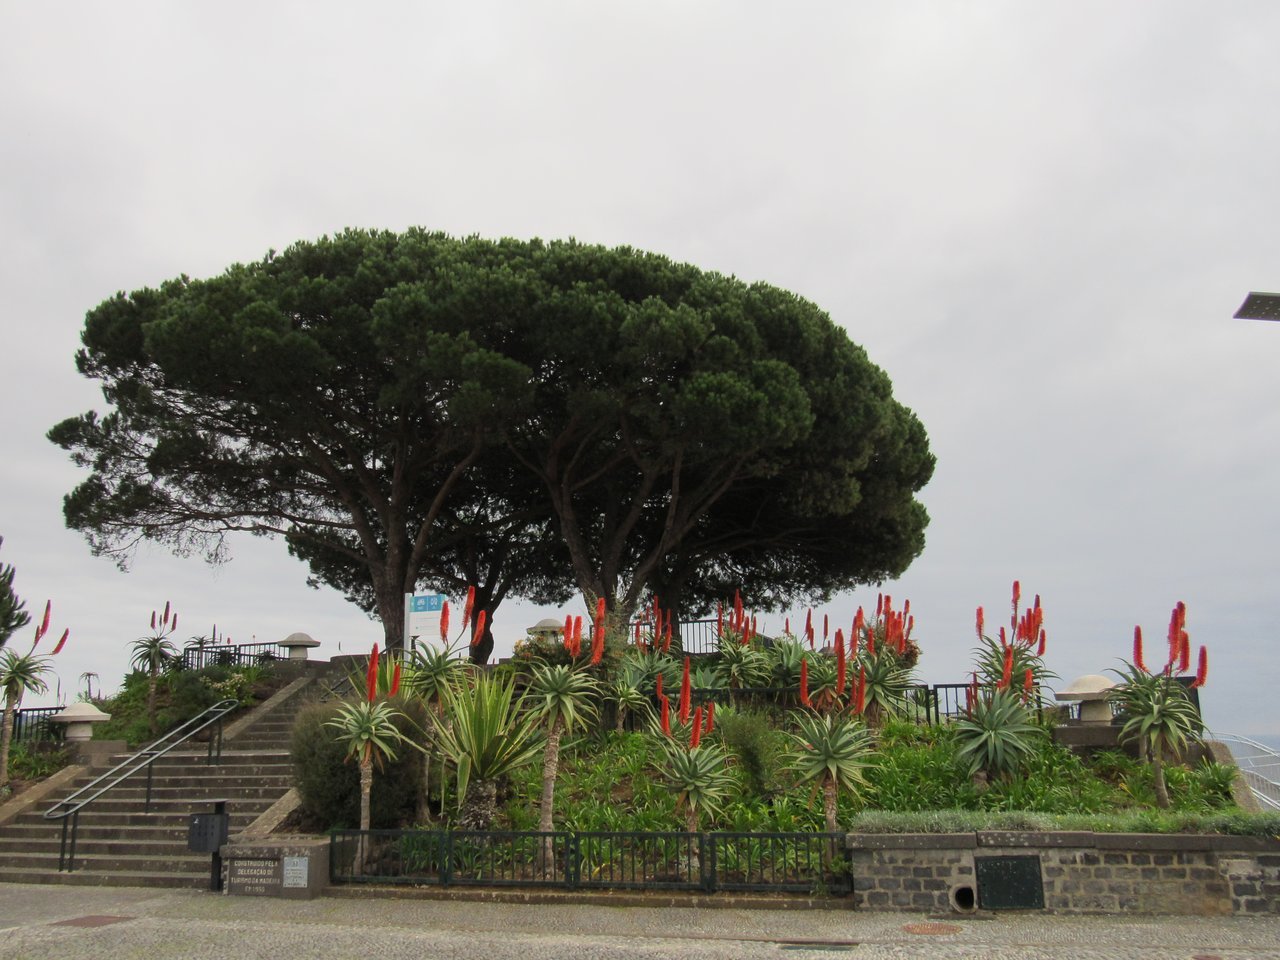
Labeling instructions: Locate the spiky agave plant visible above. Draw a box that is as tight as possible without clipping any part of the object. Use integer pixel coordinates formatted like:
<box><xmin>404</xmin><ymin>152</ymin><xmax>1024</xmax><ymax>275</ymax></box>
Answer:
<box><xmin>609</xmin><ymin>658</ymin><xmax>654</xmax><ymax>733</ymax></box>
<box><xmin>433</xmin><ymin>673</ymin><xmax>543</xmax><ymax>830</ymax></box>
<box><xmin>656</xmin><ymin>739</ymin><xmax>736</xmax><ymax>833</ymax></box>
<box><xmin>786</xmin><ymin>712</ymin><xmax>873</xmax><ymax>833</ymax></box>
<box><xmin>954</xmin><ymin>688</ymin><xmax>1042</xmax><ymax>786</ymax></box>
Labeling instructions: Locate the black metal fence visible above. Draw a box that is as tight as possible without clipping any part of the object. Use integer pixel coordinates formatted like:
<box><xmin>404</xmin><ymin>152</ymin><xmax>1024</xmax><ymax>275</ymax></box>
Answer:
<box><xmin>178</xmin><ymin>641</ymin><xmax>285</xmax><ymax>672</ymax></box>
<box><xmin>330</xmin><ymin>829</ymin><xmax>849</xmax><ymax>895</ymax></box>
<box><xmin>12</xmin><ymin>706</ymin><xmax>63</xmax><ymax>743</ymax></box>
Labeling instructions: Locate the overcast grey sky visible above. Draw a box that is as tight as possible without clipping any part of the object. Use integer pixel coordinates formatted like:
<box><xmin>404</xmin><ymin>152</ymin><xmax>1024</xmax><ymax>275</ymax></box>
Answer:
<box><xmin>2</xmin><ymin>2</ymin><xmax>1278</xmax><ymax>740</ymax></box>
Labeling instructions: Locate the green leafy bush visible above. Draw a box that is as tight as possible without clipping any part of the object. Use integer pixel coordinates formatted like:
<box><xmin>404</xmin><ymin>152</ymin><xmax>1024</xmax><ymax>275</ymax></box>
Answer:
<box><xmin>713</xmin><ymin>707</ymin><xmax>788</xmax><ymax>797</ymax></box>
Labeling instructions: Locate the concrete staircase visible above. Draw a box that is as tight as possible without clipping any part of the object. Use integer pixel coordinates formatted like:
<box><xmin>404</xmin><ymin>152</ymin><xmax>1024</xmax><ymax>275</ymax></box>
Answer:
<box><xmin>0</xmin><ymin>677</ymin><xmax>318</xmax><ymax>888</ymax></box>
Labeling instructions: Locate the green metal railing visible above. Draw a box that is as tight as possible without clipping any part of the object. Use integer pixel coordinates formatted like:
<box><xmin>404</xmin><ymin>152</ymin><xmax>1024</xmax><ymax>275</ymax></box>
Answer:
<box><xmin>330</xmin><ymin>829</ymin><xmax>850</xmax><ymax>895</ymax></box>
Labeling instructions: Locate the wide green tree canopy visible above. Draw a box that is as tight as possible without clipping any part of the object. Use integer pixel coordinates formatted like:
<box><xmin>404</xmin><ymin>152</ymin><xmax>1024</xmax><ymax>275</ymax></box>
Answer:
<box><xmin>50</xmin><ymin>230</ymin><xmax>933</xmax><ymax>650</ymax></box>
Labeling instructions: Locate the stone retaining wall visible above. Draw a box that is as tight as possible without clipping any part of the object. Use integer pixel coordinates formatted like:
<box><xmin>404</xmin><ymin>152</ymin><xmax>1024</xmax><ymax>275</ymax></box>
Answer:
<box><xmin>847</xmin><ymin>832</ymin><xmax>1280</xmax><ymax>916</ymax></box>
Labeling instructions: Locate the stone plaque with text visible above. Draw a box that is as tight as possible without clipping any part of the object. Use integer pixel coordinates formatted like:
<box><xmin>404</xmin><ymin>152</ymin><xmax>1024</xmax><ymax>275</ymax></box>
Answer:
<box><xmin>228</xmin><ymin>857</ymin><xmax>281</xmax><ymax>896</ymax></box>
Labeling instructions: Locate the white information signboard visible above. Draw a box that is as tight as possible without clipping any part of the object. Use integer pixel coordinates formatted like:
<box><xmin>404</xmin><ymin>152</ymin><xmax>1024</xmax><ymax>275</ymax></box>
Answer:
<box><xmin>404</xmin><ymin>592</ymin><xmax>448</xmax><ymax>645</ymax></box>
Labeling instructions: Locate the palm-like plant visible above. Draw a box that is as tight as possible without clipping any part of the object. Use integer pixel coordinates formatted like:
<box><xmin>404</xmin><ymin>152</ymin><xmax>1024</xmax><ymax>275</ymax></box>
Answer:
<box><xmin>954</xmin><ymin>688</ymin><xmax>1042</xmax><ymax>786</ymax></box>
<box><xmin>786</xmin><ymin>712</ymin><xmax>873</xmax><ymax>832</ymax></box>
<box><xmin>433</xmin><ymin>673</ymin><xmax>544</xmax><ymax>830</ymax></box>
<box><xmin>131</xmin><ymin>605</ymin><xmax>179</xmax><ymax>736</ymax></box>
<box><xmin>527</xmin><ymin>664</ymin><xmax>600</xmax><ymax>834</ymax></box>
<box><xmin>1108</xmin><ymin>663</ymin><xmax>1202</xmax><ymax>809</ymax></box>
<box><xmin>656</xmin><ymin>740</ymin><xmax>735</xmax><ymax>833</ymax></box>
<box><xmin>324</xmin><ymin>699</ymin><xmax>413</xmax><ymax>835</ymax></box>
<box><xmin>767</xmin><ymin>638</ymin><xmax>808</xmax><ymax>689</ymax></box>
<box><xmin>0</xmin><ymin>648</ymin><xmax>53</xmax><ymax>793</ymax></box>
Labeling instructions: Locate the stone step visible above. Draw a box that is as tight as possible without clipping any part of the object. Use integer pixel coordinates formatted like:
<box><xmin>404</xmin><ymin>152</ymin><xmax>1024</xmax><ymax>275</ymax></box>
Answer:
<box><xmin>0</xmin><ymin>865</ymin><xmax>210</xmax><ymax>889</ymax></box>
<box><xmin>6</xmin><ymin>810</ymin><xmax>265</xmax><ymax>829</ymax></box>
<box><xmin>0</xmin><ymin>822</ymin><xmax>226</xmax><ymax>843</ymax></box>
<box><xmin>0</xmin><ymin>851</ymin><xmax>212</xmax><ymax>873</ymax></box>
<box><xmin>0</xmin><ymin>836</ymin><xmax>210</xmax><ymax>857</ymax></box>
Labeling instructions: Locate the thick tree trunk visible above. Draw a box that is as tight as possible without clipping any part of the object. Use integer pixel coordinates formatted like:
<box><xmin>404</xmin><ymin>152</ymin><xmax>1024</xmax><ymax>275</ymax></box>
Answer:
<box><xmin>1152</xmin><ymin>745</ymin><xmax>1170</xmax><ymax>809</ymax></box>
<box><xmin>822</xmin><ymin>777</ymin><xmax>839</xmax><ymax>834</ymax></box>
<box><xmin>0</xmin><ymin>699</ymin><xmax>15</xmax><ymax>793</ymax></box>
<box><xmin>538</xmin><ymin>719</ymin><xmax>563</xmax><ymax>834</ymax></box>
<box><xmin>459</xmin><ymin>778</ymin><xmax>497</xmax><ymax>830</ymax></box>
<box><xmin>359</xmin><ymin>757</ymin><xmax>373</xmax><ymax>833</ymax></box>
<box><xmin>147</xmin><ymin>671</ymin><xmax>158</xmax><ymax>737</ymax></box>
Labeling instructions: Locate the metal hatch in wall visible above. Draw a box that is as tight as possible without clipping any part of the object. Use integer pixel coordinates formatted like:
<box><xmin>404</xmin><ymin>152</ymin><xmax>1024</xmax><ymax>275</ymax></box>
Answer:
<box><xmin>975</xmin><ymin>855</ymin><xmax>1045</xmax><ymax>910</ymax></box>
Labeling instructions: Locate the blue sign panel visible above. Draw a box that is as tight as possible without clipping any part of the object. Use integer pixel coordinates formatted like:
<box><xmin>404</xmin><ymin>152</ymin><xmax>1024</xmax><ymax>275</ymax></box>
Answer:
<box><xmin>410</xmin><ymin>594</ymin><xmax>445</xmax><ymax>613</ymax></box>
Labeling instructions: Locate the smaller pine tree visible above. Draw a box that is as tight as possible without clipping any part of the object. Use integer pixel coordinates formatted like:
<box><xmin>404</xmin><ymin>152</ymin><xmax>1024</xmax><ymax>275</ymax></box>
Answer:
<box><xmin>0</xmin><ymin>537</ymin><xmax>30</xmax><ymax>653</ymax></box>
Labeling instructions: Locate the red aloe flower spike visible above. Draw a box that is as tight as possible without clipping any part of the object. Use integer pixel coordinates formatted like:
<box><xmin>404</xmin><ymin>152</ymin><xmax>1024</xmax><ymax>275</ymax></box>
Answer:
<box><xmin>716</xmin><ymin>602</ymin><xmax>723</xmax><ymax>638</ymax></box>
<box><xmin>664</xmin><ymin>620</ymin><xmax>673</xmax><ymax>654</ymax></box>
<box><xmin>799</xmin><ymin>657</ymin><xmax>811</xmax><ymax>708</ymax></box>
<box><xmin>805</xmin><ymin>609</ymin><xmax>813</xmax><ymax>641</ymax></box>
<box><xmin>906</xmin><ymin>615</ymin><xmax>914</xmax><ymax>641</ymax></box>
<box><xmin>1023</xmin><ymin>668</ymin><xmax>1034</xmax><ymax>697</ymax></box>
<box><xmin>660</xmin><ymin>696</ymin><xmax>671</xmax><ymax>737</ymax></box>
<box><xmin>835</xmin><ymin>628</ymin><xmax>847</xmax><ymax>695</ymax></box>
<box><xmin>440</xmin><ymin>601</ymin><xmax>450</xmax><ymax>642</ymax></box>
<box><xmin>690</xmin><ymin>706</ymin><xmax>703</xmax><ymax>748</ymax></box>
<box><xmin>1187</xmin><ymin>650</ymin><xmax>1208</xmax><ymax>686</ymax></box>
<box><xmin>875</xmin><ymin>593</ymin><xmax>883</xmax><ymax>619</ymax></box>
<box><xmin>785</xmin><ymin>616</ymin><xmax>790</xmax><ymax>636</ymax></box>
<box><xmin>1011</xmin><ymin>580</ymin><xmax>1020</xmax><ymax>609</ymax></box>
<box><xmin>1133</xmin><ymin>625</ymin><xmax>1148</xmax><ymax>673</ymax></box>
<box><xmin>471</xmin><ymin>610</ymin><xmax>487</xmax><ymax>648</ymax></box>
<box><xmin>462</xmin><ymin>586</ymin><xmax>476</xmax><ymax>630</ymax></box>
<box><xmin>1166</xmin><ymin>607</ymin><xmax>1180</xmax><ymax>669</ymax></box>
<box><xmin>172</xmin><ymin>613</ymin><xmax>178</xmax><ymax>631</ymax></box>
<box><xmin>855</xmin><ymin>666</ymin><xmax>867</xmax><ymax>715</ymax></box>
<box><xmin>162</xmin><ymin>601</ymin><xmax>171</xmax><ymax>628</ymax></box>
<box><xmin>655</xmin><ymin>673</ymin><xmax>664</xmax><ymax>698</ymax></box>
<box><xmin>1037</xmin><ymin>628</ymin><xmax>1046</xmax><ymax>657</ymax></box>
<box><xmin>38</xmin><ymin>600</ymin><xmax>51</xmax><ymax>641</ymax></box>
<box><xmin>366</xmin><ymin>644</ymin><xmax>380</xmax><ymax>702</ymax></box>
<box><xmin>572</xmin><ymin>616</ymin><xmax>583</xmax><ymax>657</ymax></box>
<box><xmin>679</xmin><ymin>657</ymin><xmax>691</xmax><ymax>724</ymax></box>
<box><xmin>751</xmin><ymin>613</ymin><xmax>757</xmax><ymax>636</ymax></box>
<box><xmin>1176</xmin><ymin>600</ymin><xmax>1187</xmax><ymax>630</ymax></box>
<box><xmin>590</xmin><ymin>626</ymin><xmax>604</xmax><ymax>666</ymax></box>
<box><xmin>150</xmin><ymin>610</ymin><xmax>156</xmax><ymax>632</ymax></box>
<box><xmin>734</xmin><ymin>589</ymin><xmax>743</xmax><ymax>620</ymax></box>
<box><xmin>1179</xmin><ymin>630</ymin><xmax>1190</xmax><ymax>673</ymax></box>
<box><xmin>999</xmin><ymin>644</ymin><xmax>1014</xmax><ymax>690</ymax></box>
<box><xmin>390</xmin><ymin>662</ymin><xmax>402</xmax><ymax>697</ymax></box>
<box><xmin>51</xmin><ymin>628</ymin><xmax>69</xmax><ymax>656</ymax></box>
<box><xmin>999</xmin><ymin>626</ymin><xmax>1007</xmax><ymax>649</ymax></box>
<box><xmin>704</xmin><ymin>702</ymin><xmax>715</xmax><ymax>734</ymax></box>
<box><xmin>823</xmin><ymin>614</ymin><xmax>829</xmax><ymax>642</ymax></box>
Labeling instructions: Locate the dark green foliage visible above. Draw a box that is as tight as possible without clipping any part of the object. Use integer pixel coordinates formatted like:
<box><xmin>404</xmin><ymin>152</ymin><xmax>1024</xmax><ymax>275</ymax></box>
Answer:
<box><xmin>291</xmin><ymin>698</ymin><xmax>425</xmax><ymax>829</ymax></box>
<box><xmin>5</xmin><ymin>742</ymin><xmax>71</xmax><ymax>782</ymax></box>
<box><xmin>847</xmin><ymin>808</ymin><xmax>1280</xmax><ymax>837</ymax></box>
<box><xmin>713</xmin><ymin>708</ymin><xmax>788</xmax><ymax>797</ymax></box>
<box><xmin>0</xmin><ymin>537</ymin><xmax>29</xmax><ymax>653</ymax></box>
<box><xmin>866</xmin><ymin>725</ymin><xmax>978</xmax><ymax>811</ymax></box>
<box><xmin>53</xmin><ymin>231</ymin><xmax>932</xmax><ymax>649</ymax></box>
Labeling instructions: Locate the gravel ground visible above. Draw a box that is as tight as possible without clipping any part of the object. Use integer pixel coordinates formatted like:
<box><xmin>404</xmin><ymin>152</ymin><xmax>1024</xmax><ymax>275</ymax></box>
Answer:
<box><xmin>1</xmin><ymin>882</ymin><xmax>1277</xmax><ymax>960</ymax></box>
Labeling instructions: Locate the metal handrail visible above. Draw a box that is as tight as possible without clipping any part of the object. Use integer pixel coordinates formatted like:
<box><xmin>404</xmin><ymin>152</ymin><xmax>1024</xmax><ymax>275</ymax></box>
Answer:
<box><xmin>43</xmin><ymin>698</ymin><xmax>239</xmax><ymax>871</ymax></box>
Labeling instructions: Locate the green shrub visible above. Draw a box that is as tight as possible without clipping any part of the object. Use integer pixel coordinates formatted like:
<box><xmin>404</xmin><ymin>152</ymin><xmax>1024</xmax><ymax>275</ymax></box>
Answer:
<box><xmin>713</xmin><ymin>707</ymin><xmax>788</xmax><ymax>797</ymax></box>
<box><xmin>290</xmin><ymin>698</ymin><xmax>426</xmax><ymax>830</ymax></box>
<box><xmin>5</xmin><ymin>742</ymin><xmax>71</xmax><ymax>781</ymax></box>
<box><xmin>846</xmin><ymin>808</ymin><xmax>1280</xmax><ymax>836</ymax></box>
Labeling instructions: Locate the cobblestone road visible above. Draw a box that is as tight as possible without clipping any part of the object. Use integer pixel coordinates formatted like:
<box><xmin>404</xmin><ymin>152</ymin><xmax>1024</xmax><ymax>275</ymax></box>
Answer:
<box><xmin>1</xmin><ymin>883</ymin><xmax>1277</xmax><ymax>959</ymax></box>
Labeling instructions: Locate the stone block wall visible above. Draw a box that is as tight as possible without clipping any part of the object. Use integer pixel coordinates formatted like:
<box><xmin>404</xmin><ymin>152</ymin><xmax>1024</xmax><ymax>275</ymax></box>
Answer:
<box><xmin>847</xmin><ymin>832</ymin><xmax>1280</xmax><ymax>916</ymax></box>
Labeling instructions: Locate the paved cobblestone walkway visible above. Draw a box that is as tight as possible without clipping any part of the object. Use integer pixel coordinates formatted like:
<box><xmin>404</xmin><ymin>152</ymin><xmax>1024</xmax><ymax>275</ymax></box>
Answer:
<box><xmin>1</xmin><ymin>882</ymin><xmax>1277</xmax><ymax>959</ymax></box>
